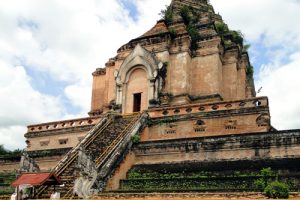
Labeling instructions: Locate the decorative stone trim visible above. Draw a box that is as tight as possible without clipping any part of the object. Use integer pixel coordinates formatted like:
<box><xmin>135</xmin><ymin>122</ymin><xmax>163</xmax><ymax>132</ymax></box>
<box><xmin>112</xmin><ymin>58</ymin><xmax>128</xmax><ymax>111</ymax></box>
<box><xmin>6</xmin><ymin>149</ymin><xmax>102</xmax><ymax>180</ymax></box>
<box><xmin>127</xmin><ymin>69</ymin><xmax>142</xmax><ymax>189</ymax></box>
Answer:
<box><xmin>92</xmin><ymin>68</ymin><xmax>106</xmax><ymax>76</ymax></box>
<box><xmin>89</xmin><ymin>109</ymin><xmax>104</xmax><ymax>117</ymax></box>
<box><xmin>148</xmin><ymin>97</ymin><xmax>269</xmax><ymax>118</ymax></box>
<box><xmin>26</xmin><ymin>116</ymin><xmax>101</xmax><ymax>134</ymax></box>
<box><xmin>224</xmin><ymin>119</ymin><xmax>237</xmax><ymax>130</ymax></box>
<box><xmin>256</xmin><ymin>113</ymin><xmax>270</xmax><ymax>127</ymax></box>
<box><xmin>25</xmin><ymin>125</ymin><xmax>94</xmax><ymax>138</ymax></box>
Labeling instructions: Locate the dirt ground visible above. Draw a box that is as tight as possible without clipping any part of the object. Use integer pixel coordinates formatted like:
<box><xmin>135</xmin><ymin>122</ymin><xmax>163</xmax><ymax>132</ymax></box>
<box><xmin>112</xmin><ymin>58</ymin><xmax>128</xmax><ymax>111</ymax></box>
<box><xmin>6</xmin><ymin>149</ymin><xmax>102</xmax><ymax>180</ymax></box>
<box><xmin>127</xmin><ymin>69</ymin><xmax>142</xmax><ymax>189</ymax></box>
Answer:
<box><xmin>93</xmin><ymin>192</ymin><xmax>300</xmax><ymax>200</ymax></box>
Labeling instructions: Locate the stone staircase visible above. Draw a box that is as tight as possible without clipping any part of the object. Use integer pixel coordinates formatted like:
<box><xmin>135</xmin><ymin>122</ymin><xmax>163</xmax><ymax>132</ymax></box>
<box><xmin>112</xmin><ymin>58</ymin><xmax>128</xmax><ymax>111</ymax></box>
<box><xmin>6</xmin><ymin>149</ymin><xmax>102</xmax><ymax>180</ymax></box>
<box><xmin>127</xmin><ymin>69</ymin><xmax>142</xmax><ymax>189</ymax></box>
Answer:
<box><xmin>36</xmin><ymin>113</ymin><xmax>147</xmax><ymax>199</ymax></box>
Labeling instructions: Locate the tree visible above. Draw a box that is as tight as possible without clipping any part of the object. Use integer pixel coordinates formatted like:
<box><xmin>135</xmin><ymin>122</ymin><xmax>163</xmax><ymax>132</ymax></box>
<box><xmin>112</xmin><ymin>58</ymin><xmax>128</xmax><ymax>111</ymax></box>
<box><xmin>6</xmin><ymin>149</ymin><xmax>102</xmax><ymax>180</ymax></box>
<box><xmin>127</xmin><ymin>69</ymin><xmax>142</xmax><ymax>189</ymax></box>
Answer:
<box><xmin>0</xmin><ymin>144</ymin><xmax>9</xmax><ymax>155</ymax></box>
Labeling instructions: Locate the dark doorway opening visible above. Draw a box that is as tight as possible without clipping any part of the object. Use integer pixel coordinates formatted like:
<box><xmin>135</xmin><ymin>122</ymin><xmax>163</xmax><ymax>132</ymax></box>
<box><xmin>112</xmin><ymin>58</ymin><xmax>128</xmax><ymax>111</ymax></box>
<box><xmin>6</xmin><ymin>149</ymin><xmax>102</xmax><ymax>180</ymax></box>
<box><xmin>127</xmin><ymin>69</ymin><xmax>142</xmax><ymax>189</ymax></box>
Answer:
<box><xmin>133</xmin><ymin>93</ymin><xmax>142</xmax><ymax>112</ymax></box>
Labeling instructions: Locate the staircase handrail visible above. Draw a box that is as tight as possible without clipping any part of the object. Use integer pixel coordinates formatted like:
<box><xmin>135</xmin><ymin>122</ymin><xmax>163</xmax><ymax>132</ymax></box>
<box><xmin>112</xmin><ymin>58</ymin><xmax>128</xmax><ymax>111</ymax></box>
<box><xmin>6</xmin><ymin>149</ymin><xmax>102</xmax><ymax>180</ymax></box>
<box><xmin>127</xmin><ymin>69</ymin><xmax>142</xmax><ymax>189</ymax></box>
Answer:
<box><xmin>36</xmin><ymin>115</ymin><xmax>112</xmax><ymax>197</ymax></box>
<box><xmin>95</xmin><ymin>112</ymin><xmax>145</xmax><ymax>168</ymax></box>
<box><xmin>53</xmin><ymin>116</ymin><xmax>111</xmax><ymax>172</ymax></box>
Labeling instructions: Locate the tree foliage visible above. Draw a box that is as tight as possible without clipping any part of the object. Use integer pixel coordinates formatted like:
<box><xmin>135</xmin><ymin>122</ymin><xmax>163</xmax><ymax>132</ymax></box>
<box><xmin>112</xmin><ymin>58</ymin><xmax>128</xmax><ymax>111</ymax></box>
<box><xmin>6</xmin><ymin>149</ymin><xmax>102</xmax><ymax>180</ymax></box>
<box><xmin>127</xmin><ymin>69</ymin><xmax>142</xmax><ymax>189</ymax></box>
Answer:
<box><xmin>0</xmin><ymin>144</ymin><xmax>22</xmax><ymax>157</ymax></box>
<box><xmin>0</xmin><ymin>144</ymin><xmax>7</xmax><ymax>155</ymax></box>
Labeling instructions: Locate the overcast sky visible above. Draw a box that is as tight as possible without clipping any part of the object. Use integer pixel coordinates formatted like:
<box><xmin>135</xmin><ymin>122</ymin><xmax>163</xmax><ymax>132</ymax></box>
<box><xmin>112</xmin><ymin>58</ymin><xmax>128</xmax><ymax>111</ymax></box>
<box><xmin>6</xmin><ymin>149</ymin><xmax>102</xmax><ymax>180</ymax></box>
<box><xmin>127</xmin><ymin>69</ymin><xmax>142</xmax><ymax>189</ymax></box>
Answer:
<box><xmin>0</xmin><ymin>0</ymin><xmax>300</xmax><ymax>150</ymax></box>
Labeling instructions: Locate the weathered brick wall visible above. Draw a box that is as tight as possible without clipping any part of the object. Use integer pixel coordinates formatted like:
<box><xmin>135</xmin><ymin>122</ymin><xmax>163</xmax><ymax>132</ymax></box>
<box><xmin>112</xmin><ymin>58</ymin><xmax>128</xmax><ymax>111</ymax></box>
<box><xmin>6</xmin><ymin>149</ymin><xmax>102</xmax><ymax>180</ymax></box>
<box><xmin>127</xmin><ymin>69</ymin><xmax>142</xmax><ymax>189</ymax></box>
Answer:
<box><xmin>107</xmin><ymin>130</ymin><xmax>300</xmax><ymax>190</ymax></box>
<box><xmin>135</xmin><ymin>130</ymin><xmax>300</xmax><ymax>165</ymax></box>
<box><xmin>0</xmin><ymin>160</ymin><xmax>19</xmax><ymax>173</ymax></box>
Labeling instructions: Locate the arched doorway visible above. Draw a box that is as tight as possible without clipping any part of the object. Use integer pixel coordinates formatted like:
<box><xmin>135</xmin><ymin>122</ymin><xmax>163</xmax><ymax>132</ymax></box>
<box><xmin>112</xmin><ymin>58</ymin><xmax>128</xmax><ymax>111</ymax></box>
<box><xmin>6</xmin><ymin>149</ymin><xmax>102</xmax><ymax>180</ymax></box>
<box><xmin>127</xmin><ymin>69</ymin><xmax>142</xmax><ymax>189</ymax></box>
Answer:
<box><xmin>125</xmin><ymin>67</ymin><xmax>148</xmax><ymax>113</ymax></box>
<box><xmin>115</xmin><ymin>44</ymin><xmax>160</xmax><ymax>114</ymax></box>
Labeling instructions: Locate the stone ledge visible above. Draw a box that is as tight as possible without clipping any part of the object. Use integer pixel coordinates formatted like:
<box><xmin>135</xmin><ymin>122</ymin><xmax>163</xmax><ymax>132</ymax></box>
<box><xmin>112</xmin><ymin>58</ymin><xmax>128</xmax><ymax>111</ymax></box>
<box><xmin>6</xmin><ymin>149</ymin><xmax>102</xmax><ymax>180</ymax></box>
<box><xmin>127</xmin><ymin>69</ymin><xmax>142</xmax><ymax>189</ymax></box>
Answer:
<box><xmin>138</xmin><ymin>129</ymin><xmax>300</xmax><ymax>145</ymax></box>
<box><xmin>25</xmin><ymin>125</ymin><xmax>94</xmax><ymax>138</ymax></box>
<box><xmin>27</xmin><ymin>116</ymin><xmax>101</xmax><ymax>133</ymax></box>
<box><xmin>147</xmin><ymin>97</ymin><xmax>269</xmax><ymax>118</ymax></box>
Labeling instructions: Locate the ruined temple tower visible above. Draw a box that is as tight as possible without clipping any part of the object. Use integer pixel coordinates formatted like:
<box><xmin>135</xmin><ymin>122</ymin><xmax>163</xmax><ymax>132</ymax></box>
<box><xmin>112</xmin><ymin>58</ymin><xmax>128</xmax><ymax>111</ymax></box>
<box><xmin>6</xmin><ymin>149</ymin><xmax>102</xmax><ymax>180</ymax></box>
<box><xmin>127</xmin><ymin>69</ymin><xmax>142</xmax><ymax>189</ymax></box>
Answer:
<box><xmin>89</xmin><ymin>0</ymin><xmax>256</xmax><ymax>116</ymax></box>
<box><xmin>6</xmin><ymin>0</ymin><xmax>299</xmax><ymax>198</ymax></box>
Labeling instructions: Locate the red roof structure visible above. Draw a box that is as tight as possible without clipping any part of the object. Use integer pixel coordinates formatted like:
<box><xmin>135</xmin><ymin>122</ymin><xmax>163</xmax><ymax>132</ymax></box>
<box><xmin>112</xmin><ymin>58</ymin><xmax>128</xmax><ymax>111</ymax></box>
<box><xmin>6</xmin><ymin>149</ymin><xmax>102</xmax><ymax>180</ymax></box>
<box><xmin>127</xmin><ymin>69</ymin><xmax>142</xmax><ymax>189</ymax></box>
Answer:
<box><xmin>11</xmin><ymin>172</ymin><xmax>61</xmax><ymax>187</ymax></box>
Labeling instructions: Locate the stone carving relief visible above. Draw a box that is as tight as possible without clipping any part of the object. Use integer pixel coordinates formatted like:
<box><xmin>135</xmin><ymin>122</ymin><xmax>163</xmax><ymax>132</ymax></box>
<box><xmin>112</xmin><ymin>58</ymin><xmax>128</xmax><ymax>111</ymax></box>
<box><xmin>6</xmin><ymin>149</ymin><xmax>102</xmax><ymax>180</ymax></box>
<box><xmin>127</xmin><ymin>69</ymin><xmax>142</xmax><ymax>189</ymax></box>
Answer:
<box><xmin>256</xmin><ymin>113</ymin><xmax>270</xmax><ymax>127</ymax></box>
<box><xmin>73</xmin><ymin>148</ymin><xmax>99</xmax><ymax>198</ymax></box>
<box><xmin>224</xmin><ymin>119</ymin><xmax>237</xmax><ymax>130</ymax></box>
<box><xmin>92</xmin><ymin>68</ymin><xmax>106</xmax><ymax>76</ymax></box>
<box><xmin>194</xmin><ymin>120</ymin><xmax>206</xmax><ymax>132</ymax></box>
<box><xmin>19</xmin><ymin>152</ymin><xmax>40</xmax><ymax>173</ymax></box>
<box><xmin>164</xmin><ymin>123</ymin><xmax>177</xmax><ymax>134</ymax></box>
<box><xmin>159</xmin><ymin>94</ymin><xmax>171</xmax><ymax>106</ymax></box>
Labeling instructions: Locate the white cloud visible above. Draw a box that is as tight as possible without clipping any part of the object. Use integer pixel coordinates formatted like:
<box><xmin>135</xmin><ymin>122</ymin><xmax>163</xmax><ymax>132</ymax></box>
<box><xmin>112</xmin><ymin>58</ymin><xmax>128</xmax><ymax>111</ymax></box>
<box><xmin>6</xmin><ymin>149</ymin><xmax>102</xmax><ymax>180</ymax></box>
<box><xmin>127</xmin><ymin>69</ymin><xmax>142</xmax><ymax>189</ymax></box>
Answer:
<box><xmin>0</xmin><ymin>0</ymin><xmax>171</xmax><ymax>150</ymax></box>
<box><xmin>211</xmin><ymin>0</ymin><xmax>300</xmax><ymax>46</ymax></box>
<box><xmin>0</xmin><ymin>60</ymin><xmax>65</xmax><ymax>150</ymax></box>
<box><xmin>256</xmin><ymin>52</ymin><xmax>300</xmax><ymax>130</ymax></box>
<box><xmin>64</xmin><ymin>82</ymin><xmax>92</xmax><ymax>114</ymax></box>
<box><xmin>0</xmin><ymin>61</ymin><xmax>64</xmax><ymax>126</ymax></box>
<box><xmin>0</xmin><ymin>126</ymin><xmax>27</xmax><ymax>150</ymax></box>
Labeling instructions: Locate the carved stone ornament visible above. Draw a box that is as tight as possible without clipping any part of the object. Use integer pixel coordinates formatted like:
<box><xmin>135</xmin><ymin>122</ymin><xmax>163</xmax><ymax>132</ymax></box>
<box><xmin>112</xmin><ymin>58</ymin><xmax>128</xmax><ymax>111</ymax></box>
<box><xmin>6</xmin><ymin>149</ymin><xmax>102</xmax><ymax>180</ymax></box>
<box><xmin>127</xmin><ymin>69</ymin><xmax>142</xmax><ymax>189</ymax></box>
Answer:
<box><xmin>92</xmin><ymin>68</ymin><xmax>106</xmax><ymax>76</ymax></box>
<box><xmin>73</xmin><ymin>148</ymin><xmax>99</xmax><ymax>198</ymax></box>
<box><xmin>19</xmin><ymin>152</ymin><xmax>40</xmax><ymax>173</ymax></box>
<box><xmin>160</xmin><ymin>95</ymin><xmax>170</xmax><ymax>105</ymax></box>
<box><xmin>224</xmin><ymin>119</ymin><xmax>237</xmax><ymax>130</ymax></box>
<box><xmin>193</xmin><ymin>120</ymin><xmax>206</xmax><ymax>132</ymax></box>
<box><xmin>256</xmin><ymin>113</ymin><xmax>270</xmax><ymax>127</ymax></box>
<box><xmin>158</xmin><ymin>62</ymin><xmax>163</xmax><ymax>69</ymax></box>
<box><xmin>114</xmin><ymin>70</ymin><xmax>119</xmax><ymax>78</ymax></box>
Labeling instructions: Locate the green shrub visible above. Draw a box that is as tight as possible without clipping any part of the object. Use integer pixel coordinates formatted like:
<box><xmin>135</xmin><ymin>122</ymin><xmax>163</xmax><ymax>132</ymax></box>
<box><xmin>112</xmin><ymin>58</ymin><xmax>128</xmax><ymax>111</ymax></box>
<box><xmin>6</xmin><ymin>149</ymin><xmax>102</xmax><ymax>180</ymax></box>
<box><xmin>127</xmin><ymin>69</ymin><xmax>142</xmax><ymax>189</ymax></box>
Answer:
<box><xmin>131</xmin><ymin>134</ymin><xmax>140</xmax><ymax>144</ymax></box>
<box><xmin>180</xmin><ymin>5</ymin><xmax>192</xmax><ymax>25</ymax></box>
<box><xmin>168</xmin><ymin>28</ymin><xmax>177</xmax><ymax>39</ymax></box>
<box><xmin>223</xmin><ymin>40</ymin><xmax>232</xmax><ymax>49</ymax></box>
<box><xmin>246</xmin><ymin>65</ymin><xmax>254</xmax><ymax>77</ymax></box>
<box><xmin>215</xmin><ymin>22</ymin><xmax>229</xmax><ymax>34</ymax></box>
<box><xmin>160</xmin><ymin>5</ymin><xmax>173</xmax><ymax>26</ymax></box>
<box><xmin>260</xmin><ymin>167</ymin><xmax>274</xmax><ymax>177</ymax></box>
<box><xmin>255</xmin><ymin>178</ymin><xmax>266</xmax><ymax>192</ymax></box>
<box><xmin>264</xmin><ymin>181</ymin><xmax>289</xmax><ymax>199</ymax></box>
<box><xmin>179</xmin><ymin>5</ymin><xmax>201</xmax><ymax>51</ymax></box>
<box><xmin>187</xmin><ymin>25</ymin><xmax>200</xmax><ymax>50</ymax></box>
<box><xmin>231</xmin><ymin>30</ymin><xmax>244</xmax><ymax>45</ymax></box>
<box><xmin>254</xmin><ymin>167</ymin><xmax>274</xmax><ymax>191</ymax></box>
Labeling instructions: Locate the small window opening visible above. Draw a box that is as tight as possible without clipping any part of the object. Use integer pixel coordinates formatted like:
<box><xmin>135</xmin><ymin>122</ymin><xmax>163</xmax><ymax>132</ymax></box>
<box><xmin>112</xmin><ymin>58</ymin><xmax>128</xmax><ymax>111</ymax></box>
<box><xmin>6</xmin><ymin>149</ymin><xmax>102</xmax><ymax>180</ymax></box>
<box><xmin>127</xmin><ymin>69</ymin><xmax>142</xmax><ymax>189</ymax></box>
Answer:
<box><xmin>59</xmin><ymin>139</ymin><xmax>68</xmax><ymax>145</ymax></box>
<box><xmin>40</xmin><ymin>141</ymin><xmax>49</xmax><ymax>146</ymax></box>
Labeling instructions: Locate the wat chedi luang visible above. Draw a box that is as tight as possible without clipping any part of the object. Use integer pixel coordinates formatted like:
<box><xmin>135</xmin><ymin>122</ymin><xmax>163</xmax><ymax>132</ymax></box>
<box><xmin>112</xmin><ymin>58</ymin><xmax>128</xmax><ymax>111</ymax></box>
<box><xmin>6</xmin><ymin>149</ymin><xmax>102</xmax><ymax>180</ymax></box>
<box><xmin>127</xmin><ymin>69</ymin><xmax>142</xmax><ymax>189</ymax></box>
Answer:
<box><xmin>2</xmin><ymin>0</ymin><xmax>300</xmax><ymax>199</ymax></box>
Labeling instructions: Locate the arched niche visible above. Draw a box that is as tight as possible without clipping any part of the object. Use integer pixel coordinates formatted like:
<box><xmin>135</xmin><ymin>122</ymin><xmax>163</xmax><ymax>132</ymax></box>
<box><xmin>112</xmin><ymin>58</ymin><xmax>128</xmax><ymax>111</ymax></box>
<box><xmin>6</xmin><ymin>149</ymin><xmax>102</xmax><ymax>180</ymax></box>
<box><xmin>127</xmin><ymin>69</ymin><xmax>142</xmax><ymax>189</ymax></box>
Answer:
<box><xmin>124</xmin><ymin>67</ymin><xmax>148</xmax><ymax>113</ymax></box>
<box><xmin>115</xmin><ymin>44</ymin><xmax>160</xmax><ymax>113</ymax></box>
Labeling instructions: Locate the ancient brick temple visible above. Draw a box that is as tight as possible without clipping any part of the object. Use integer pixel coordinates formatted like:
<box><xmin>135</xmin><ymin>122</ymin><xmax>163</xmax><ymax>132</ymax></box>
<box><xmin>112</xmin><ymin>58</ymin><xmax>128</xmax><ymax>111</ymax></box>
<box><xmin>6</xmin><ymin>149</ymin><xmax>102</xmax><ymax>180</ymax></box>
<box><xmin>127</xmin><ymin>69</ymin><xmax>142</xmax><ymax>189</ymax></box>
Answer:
<box><xmin>4</xmin><ymin>0</ymin><xmax>300</xmax><ymax>198</ymax></box>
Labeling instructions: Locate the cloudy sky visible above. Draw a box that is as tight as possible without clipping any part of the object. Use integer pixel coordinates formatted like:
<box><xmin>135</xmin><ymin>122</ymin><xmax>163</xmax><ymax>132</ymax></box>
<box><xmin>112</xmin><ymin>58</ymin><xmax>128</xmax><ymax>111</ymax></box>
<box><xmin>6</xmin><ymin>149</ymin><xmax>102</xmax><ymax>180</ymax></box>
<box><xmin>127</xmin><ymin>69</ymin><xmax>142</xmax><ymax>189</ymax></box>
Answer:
<box><xmin>0</xmin><ymin>0</ymin><xmax>299</xmax><ymax>150</ymax></box>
